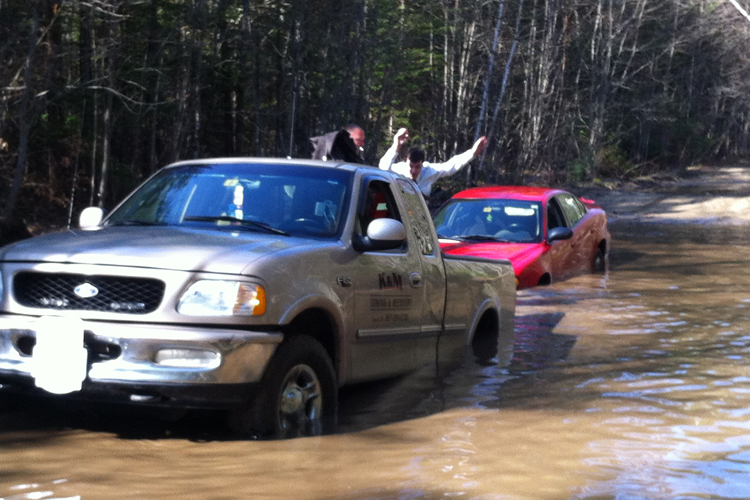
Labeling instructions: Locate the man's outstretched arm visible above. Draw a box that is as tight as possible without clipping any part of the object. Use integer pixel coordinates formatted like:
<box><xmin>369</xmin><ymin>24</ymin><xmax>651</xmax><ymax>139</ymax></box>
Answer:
<box><xmin>379</xmin><ymin>128</ymin><xmax>409</xmax><ymax>171</ymax></box>
<box><xmin>429</xmin><ymin>136</ymin><xmax>488</xmax><ymax>178</ymax></box>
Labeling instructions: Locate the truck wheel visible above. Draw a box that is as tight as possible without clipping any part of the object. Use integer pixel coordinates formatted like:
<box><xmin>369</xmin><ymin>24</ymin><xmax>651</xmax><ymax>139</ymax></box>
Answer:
<box><xmin>228</xmin><ymin>335</ymin><xmax>337</xmax><ymax>439</ymax></box>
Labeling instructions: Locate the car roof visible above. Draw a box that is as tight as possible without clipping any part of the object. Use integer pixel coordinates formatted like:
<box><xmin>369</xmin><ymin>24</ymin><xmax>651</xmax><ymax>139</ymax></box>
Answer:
<box><xmin>164</xmin><ymin>157</ymin><xmax>377</xmax><ymax>174</ymax></box>
<box><xmin>451</xmin><ymin>185</ymin><xmax>565</xmax><ymax>201</ymax></box>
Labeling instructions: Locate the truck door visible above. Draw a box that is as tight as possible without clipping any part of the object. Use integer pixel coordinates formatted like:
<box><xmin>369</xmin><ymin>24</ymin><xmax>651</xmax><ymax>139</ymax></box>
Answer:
<box><xmin>394</xmin><ymin>178</ymin><xmax>446</xmax><ymax>335</ymax></box>
<box><xmin>348</xmin><ymin>177</ymin><xmax>428</xmax><ymax>381</ymax></box>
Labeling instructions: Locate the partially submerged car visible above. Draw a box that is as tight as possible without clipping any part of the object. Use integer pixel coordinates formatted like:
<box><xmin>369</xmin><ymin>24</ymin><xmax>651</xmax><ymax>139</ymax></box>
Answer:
<box><xmin>0</xmin><ymin>158</ymin><xmax>516</xmax><ymax>438</ymax></box>
<box><xmin>434</xmin><ymin>186</ymin><xmax>610</xmax><ymax>289</ymax></box>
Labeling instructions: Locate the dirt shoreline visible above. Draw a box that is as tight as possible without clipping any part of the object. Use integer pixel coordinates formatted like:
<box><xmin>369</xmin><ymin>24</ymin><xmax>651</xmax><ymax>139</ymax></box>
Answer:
<box><xmin>571</xmin><ymin>163</ymin><xmax>750</xmax><ymax>225</ymax></box>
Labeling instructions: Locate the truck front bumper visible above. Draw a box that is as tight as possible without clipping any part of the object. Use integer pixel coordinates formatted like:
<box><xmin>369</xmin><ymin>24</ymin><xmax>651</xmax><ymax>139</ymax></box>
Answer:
<box><xmin>0</xmin><ymin>314</ymin><xmax>282</xmax><ymax>406</ymax></box>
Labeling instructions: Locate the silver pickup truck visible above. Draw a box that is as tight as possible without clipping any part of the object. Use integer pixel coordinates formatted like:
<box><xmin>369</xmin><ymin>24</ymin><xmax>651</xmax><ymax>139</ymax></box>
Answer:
<box><xmin>0</xmin><ymin>158</ymin><xmax>515</xmax><ymax>437</ymax></box>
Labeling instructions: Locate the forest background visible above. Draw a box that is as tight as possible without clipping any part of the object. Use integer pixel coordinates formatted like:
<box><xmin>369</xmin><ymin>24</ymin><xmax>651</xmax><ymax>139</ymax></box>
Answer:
<box><xmin>1</xmin><ymin>0</ymin><xmax>750</xmax><ymax>233</ymax></box>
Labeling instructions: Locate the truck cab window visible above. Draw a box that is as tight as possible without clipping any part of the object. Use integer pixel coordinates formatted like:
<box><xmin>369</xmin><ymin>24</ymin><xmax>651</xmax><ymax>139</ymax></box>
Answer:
<box><xmin>358</xmin><ymin>180</ymin><xmax>400</xmax><ymax>233</ymax></box>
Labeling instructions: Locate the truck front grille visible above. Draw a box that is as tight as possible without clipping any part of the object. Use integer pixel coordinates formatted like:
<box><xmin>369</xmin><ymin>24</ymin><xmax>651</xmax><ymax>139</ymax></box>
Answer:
<box><xmin>13</xmin><ymin>272</ymin><xmax>165</xmax><ymax>314</ymax></box>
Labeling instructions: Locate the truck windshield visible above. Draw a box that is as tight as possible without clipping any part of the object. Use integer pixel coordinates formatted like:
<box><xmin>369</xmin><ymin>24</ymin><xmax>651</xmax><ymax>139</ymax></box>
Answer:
<box><xmin>433</xmin><ymin>199</ymin><xmax>543</xmax><ymax>243</ymax></box>
<box><xmin>105</xmin><ymin>162</ymin><xmax>352</xmax><ymax>238</ymax></box>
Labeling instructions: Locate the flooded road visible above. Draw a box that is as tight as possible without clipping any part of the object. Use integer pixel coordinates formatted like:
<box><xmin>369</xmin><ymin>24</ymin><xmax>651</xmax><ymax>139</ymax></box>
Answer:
<box><xmin>3</xmin><ymin>220</ymin><xmax>750</xmax><ymax>499</ymax></box>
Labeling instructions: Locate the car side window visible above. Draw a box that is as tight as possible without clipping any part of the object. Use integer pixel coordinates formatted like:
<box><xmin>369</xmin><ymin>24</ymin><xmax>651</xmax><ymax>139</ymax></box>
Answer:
<box><xmin>556</xmin><ymin>194</ymin><xmax>586</xmax><ymax>226</ymax></box>
<box><xmin>547</xmin><ymin>198</ymin><xmax>567</xmax><ymax>230</ymax></box>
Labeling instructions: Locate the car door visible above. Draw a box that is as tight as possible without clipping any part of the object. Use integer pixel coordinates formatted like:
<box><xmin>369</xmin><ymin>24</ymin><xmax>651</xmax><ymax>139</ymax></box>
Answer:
<box><xmin>348</xmin><ymin>176</ymin><xmax>428</xmax><ymax>382</ymax></box>
<box><xmin>553</xmin><ymin>193</ymin><xmax>597</xmax><ymax>278</ymax></box>
<box><xmin>546</xmin><ymin>196</ymin><xmax>575</xmax><ymax>280</ymax></box>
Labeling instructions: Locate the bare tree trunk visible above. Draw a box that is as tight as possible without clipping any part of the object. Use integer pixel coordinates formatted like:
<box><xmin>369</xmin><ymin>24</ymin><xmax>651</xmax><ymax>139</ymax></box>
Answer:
<box><xmin>474</xmin><ymin>0</ymin><xmax>506</xmax><ymax>142</ymax></box>
<box><xmin>441</xmin><ymin>0</ymin><xmax>455</xmax><ymax>155</ymax></box>
<box><xmin>288</xmin><ymin>4</ymin><xmax>301</xmax><ymax>157</ymax></box>
<box><xmin>453</xmin><ymin>16</ymin><xmax>477</xmax><ymax>156</ymax></box>
<box><xmin>480</xmin><ymin>0</ymin><xmax>524</xmax><ymax>177</ymax></box>
<box><xmin>89</xmin><ymin>86</ymin><xmax>99</xmax><ymax>206</ymax></box>
<box><xmin>468</xmin><ymin>0</ymin><xmax>507</xmax><ymax>184</ymax></box>
<box><xmin>3</xmin><ymin>5</ymin><xmax>39</xmax><ymax>218</ymax></box>
<box><xmin>79</xmin><ymin>0</ymin><xmax>94</xmax><ymax>96</ymax></box>
<box><xmin>238</xmin><ymin>0</ymin><xmax>252</xmax><ymax>155</ymax></box>
<box><xmin>191</xmin><ymin>0</ymin><xmax>206</xmax><ymax>159</ymax></box>
<box><xmin>169</xmin><ymin>18</ymin><xmax>190</xmax><ymax>164</ymax></box>
<box><xmin>97</xmin><ymin>16</ymin><xmax>118</xmax><ymax>208</ymax></box>
<box><xmin>78</xmin><ymin>0</ymin><xmax>98</xmax><ymax>204</ymax></box>
<box><xmin>515</xmin><ymin>0</ymin><xmax>539</xmax><ymax>181</ymax></box>
<box><xmin>588</xmin><ymin>0</ymin><xmax>618</xmax><ymax>160</ymax></box>
<box><xmin>251</xmin><ymin>9</ymin><xmax>262</xmax><ymax>155</ymax></box>
<box><xmin>67</xmin><ymin>101</ymin><xmax>86</xmax><ymax>229</ymax></box>
<box><xmin>170</xmin><ymin>63</ymin><xmax>189</xmax><ymax>162</ymax></box>
<box><xmin>149</xmin><ymin>52</ymin><xmax>163</xmax><ymax>173</ymax></box>
<box><xmin>727</xmin><ymin>0</ymin><xmax>750</xmax><ymax>24</ymax></box>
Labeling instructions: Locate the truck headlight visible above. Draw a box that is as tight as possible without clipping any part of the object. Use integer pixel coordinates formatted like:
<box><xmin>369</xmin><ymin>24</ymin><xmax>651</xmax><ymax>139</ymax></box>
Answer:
<box><xmin>177</xmin><ymin>280</ymin><xmax>266</xmax><ymax>316</ymax></box>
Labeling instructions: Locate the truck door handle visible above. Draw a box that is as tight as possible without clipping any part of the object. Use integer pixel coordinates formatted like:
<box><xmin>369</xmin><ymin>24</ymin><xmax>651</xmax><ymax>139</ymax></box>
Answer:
<box><xmin>409</xmin><ymin>272</ymin><xmax>423</xmax><ymax>287</ymax></box>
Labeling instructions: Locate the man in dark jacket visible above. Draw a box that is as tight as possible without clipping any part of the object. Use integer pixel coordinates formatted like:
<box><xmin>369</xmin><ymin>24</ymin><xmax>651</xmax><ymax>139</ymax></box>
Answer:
<box><xmin>309</xmin><ymin>124</ymin><xmax>365</xmax><ymax>164</ymax></box>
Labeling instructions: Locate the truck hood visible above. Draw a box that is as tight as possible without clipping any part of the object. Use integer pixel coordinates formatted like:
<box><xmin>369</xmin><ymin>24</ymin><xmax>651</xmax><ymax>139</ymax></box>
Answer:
<box><xmin>0</xmin><ymin>226</ymin><xmax>317</xmax><ymax>275</ymax></box>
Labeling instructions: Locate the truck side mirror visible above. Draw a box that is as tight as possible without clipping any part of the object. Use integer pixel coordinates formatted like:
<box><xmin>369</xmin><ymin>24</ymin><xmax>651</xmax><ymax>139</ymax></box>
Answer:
<box><xmin>547</xmin><ymin>226</ymin><xmax>573</xmax><ymax>242</ymax></box>
<box><xmin>352</xmin><ymin>218</ymin><xmax>406</xmax><ymax>252</ymax></box>
<box><xmin>79</xmin><ymin>207</ymin><xmax>105</xmax><ymax>229</ymax></box>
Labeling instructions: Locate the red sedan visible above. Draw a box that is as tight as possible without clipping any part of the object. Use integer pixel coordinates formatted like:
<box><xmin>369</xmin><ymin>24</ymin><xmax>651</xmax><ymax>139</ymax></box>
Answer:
<box><xmin>433</xmin><ymin>186</ymin><xmax>610</xmax><ymax>289</ymax></box>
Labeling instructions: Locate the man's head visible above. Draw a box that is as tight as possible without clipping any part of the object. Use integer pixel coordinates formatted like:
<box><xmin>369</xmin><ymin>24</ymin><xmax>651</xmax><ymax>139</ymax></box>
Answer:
<box><xmin>345</xmin><ymin>124</ymin><xmax>365</xmax><ymax>149</ymax></box>
<box><xmin>408</xmin><ymin>148</ymin><xmax>425</xmax><ymax>180</ymax></box>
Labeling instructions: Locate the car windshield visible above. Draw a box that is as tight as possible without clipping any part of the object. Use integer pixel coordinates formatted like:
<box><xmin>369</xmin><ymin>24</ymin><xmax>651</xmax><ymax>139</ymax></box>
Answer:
<box><xmin>105</xmin><ymin>162</ymin><xmax>352</xmax><ymax>238</ymax></box>
<box><xmin>433</xmin><ymin>198</ymin><xmax>543</xmax><ymax>243</ymax></box>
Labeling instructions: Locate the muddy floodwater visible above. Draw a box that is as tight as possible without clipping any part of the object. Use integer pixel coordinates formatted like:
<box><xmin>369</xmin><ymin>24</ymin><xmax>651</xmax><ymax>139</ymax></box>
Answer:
<box><xmin>3</xmin><ymin>220</ymin><xmax>750</xmax><ymax>499</ymax></box>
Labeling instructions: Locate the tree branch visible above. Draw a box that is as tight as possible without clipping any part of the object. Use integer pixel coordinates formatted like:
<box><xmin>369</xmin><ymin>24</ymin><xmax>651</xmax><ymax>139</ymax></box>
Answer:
<box><xmin>726</xmin><ymin>0</ymin><xmax>750</xmax><ymax>24</ymax></box>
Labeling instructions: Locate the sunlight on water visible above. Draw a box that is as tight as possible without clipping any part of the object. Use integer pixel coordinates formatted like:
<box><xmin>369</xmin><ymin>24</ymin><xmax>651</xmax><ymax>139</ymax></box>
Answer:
<box><xmin>512</xmin><ymin>237</ymin><xmax>750</xmax><ymax>499</ymax></box>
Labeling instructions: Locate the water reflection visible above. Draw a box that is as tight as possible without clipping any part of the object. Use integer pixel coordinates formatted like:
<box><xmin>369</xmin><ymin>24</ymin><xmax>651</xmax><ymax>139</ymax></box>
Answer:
<box><xmin>511</xmin><ymin>312</ymin><xmax>576</xmax><ymax>372</ymax></box>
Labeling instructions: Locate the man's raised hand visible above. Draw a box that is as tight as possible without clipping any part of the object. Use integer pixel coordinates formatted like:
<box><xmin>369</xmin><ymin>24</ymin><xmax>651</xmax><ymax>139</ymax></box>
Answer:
<box><xmin>472</xmin><ymin>136</ymin><xmax>488</xmax><ymax>157</ymax></box>
<box><xmin>394</xmin><ymin>128</ymin><xmax>409</xmax><ymax>147</ymax></box>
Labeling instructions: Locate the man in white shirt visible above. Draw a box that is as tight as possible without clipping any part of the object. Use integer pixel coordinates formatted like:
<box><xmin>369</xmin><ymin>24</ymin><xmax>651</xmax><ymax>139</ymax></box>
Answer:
<box><xmin>379</xmin><ymin>128</ymin><xmax>488</xmax><ymax>197</ymax></box>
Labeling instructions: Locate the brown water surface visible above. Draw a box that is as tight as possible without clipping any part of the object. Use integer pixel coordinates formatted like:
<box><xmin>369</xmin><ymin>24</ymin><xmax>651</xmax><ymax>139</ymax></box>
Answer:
<box><xmin>3</xmin><ymin>221</ymin><xmax>750</xmax><ymax>499</ymax></box>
